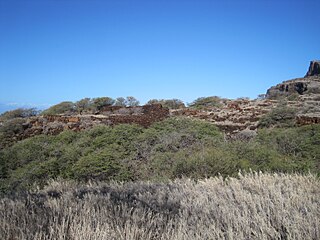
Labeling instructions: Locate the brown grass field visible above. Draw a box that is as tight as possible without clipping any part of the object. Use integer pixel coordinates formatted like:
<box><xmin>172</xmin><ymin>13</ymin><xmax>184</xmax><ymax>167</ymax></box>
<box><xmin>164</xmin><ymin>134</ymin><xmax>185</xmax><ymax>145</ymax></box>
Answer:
<box><xmin>1</xmin><ymin>172</ymin><xmax>319</xmax><ymax>240</ymax></box>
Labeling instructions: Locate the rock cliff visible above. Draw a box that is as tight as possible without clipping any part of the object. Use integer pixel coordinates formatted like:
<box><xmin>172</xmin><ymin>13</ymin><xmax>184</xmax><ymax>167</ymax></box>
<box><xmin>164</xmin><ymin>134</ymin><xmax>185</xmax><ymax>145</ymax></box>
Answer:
<box><xmin>305</xmin><ymin>60</ymin><xmax>320</xmax><ymax>77</ymax></box>
<box><xmin>266</xmin><ymin>75</ymin><xmax>320</xmax><ymax>99</ymax></box>
<box><xmin>266</xmin><ymin>61</ymin><xmax>320</xmax><ymax>99</ymax></box>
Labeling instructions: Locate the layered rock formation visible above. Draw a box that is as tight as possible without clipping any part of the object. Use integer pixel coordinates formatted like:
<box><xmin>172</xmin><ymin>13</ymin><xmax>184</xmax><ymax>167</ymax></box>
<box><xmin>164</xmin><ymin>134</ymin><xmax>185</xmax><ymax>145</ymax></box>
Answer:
<box><xmin>266</xmin><ymin>75</ymin><xmax>320</xmax><ymax>99</ymax></box>
<box><xmin>266</xmin><ymin>61</ymin><xmax>320</xmax><ymax>99</ymax></box>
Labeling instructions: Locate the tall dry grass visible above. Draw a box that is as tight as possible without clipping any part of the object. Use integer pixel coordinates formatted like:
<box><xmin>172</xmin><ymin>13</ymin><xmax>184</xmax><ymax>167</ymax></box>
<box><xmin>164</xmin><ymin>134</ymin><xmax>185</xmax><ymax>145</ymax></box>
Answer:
<box><xmin>1</xmin><ymin>172</ymin><xmax>319</xmax><ymax>240</ymax></box>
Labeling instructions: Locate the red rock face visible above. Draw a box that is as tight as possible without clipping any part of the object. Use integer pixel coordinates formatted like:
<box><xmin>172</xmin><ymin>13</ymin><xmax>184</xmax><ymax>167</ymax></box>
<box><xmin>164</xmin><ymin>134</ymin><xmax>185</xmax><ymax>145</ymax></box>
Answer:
<box><xmin>296</xmin><ymin>115</ymin><xmax>320</xmax><ymax>125</ymax></box>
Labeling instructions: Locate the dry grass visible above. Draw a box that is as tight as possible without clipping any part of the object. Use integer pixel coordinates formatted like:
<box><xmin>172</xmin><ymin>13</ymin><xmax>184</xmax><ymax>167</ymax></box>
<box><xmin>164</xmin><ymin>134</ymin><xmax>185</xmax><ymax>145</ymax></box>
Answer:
<box><xmin>1</xmin><ymin>172</ymin><xmax>319</xmax><ymax>240</ymax></box>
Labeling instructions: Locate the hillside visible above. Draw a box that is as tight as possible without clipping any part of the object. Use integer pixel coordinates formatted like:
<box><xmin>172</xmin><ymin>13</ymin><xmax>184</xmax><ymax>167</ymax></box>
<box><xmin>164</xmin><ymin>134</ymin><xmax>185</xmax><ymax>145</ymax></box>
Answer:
<box><xmin>1</xmin><ymin>61</ymin><xmax>320</xmax><ymax>240</ymax></box>
<box><xmin>1</xmin><ymin>62</ymin><xmax>320</xmax><ymax>149</ymax></box>
<box><xmin>0</xmin><ymin>61</ymin><xmax>320</xmax><ymax>192</ymax></box>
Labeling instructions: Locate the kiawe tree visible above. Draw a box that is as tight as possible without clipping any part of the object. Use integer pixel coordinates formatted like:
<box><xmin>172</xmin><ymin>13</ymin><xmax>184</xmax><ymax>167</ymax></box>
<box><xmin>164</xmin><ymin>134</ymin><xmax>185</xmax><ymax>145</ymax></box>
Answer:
<box><xmin>146</xmin><ymin>99</ymin><xmax>185</xmax><ymax>109</ymax></box>
<box><xmin>126</xmin><ymin>96</ymin><xmax>140</xmax><ymax>107</ymax></box>
<box><xmin>92</xmin><ymin>97</ymin><xmax>115</xmax><ymax>111</ymax></box>
<box><xmin>114</xmin><ymin>97</ymin><xmax>127</xmax><ymax>107</ymax></box>
<box><xmin>189</xmin><ymin>96</ymin><xmax>222</xmax><ymax>109</ymax></box>
<box><xmin>75</xmin><ymin>98</ymin><xmax>92</xmax><ymax>114</ymax></box>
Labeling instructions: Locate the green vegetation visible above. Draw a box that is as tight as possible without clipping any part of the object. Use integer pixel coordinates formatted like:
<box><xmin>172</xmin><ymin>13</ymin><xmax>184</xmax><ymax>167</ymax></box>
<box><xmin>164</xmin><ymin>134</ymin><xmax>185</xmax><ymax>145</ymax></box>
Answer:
<box><xmin>258</xmin><ymin>102</ymin><xmax>297</xmax><ymax>128</ymax></box>
<box><xmin>0</xmin><ymin>118</ymin><xmax>27</xmax><ymax>148</ymax></box>
<box><xmin>1</xmin><ymin>116</ymin><xmax>319</xmax><ymax>193</ymax></box>
<box><xmin>92</xmin><ymin>97</ymin><xmax>115</xmax><ymax>111</ymax></box>
<box><xmin>41</xmin><ymin>101</ymin><xmax>75</xmax><ymax>115</ymax></box>
<box><xmin>1</xmin><ymin>101</ymin><xmax>319</xmax><ymax>240</ymax></box>
<box><xmin>75</xmin><ymin>97</ymin><xmax>91</xmax><ymax>114</ymax></box>
<box><xmin>0</xmin><ymin>108</ymin><xmax>38</xmax><ymax>121</ymax></box>
<box><xmin>188</xmin><ymin>96</ymin><xmax>223</xmax><ymax>109</ymax></box>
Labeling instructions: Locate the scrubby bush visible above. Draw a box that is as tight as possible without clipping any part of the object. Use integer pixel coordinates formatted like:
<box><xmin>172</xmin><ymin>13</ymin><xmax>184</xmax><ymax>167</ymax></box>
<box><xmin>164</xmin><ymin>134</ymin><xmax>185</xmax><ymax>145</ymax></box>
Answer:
<box><xmin>0</xmin><ymin>108</ymin><xmax>39</xmax><ymax>121</ymax></box>
<box><xmin>126</xmin><ymin>96</ymin><xmax>140</xmax><ymax>107</ymax></box>
<box><xmin>258</xmin><ymin>102</ymin><xmax>297</xmax><ymax>128</ymax></box>
<box><xmin>188</xmin><ymin>96</ymin><xmax>223</xmax><ymax>109</ymax></box>
<box><xmin>0</xmin><ymin>118</ymin><xmax>27</xmax><ymax>149</ymax></box>
<box><xmin>71</xmin><ymin>147</ymin><xmax>131</xmax><ymax>181</ymax></box>
<box><xmin>42</xmin><ymin>101</ymin><xmax>75</xmax><ymax>115</ymax></box>
<box><xmin>114</xmin><ymin>97</ymin><xmax>127</xmax><ymax>107</ymax></box>
<box><xmin>0</xmin><ymin>118</ymin><xmax>26</xmax><ymax>136</ymax></box>
<box><xmin>75</xmin><ymin>98</ymin><xmax>92</xmax><ymax>114</ymax></box>
<box><xmin>92</xmin><ymin>97</ymin><xmax>115</xmax><ymax>111</ymax></box>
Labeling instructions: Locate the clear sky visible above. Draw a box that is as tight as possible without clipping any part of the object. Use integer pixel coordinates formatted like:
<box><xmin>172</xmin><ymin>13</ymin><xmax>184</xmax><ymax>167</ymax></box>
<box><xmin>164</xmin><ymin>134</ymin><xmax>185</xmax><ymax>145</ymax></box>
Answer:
<box><xmin>0</xmin><ymin>0</ymin><xmax>319</xmax><ymax>112</ymax></box>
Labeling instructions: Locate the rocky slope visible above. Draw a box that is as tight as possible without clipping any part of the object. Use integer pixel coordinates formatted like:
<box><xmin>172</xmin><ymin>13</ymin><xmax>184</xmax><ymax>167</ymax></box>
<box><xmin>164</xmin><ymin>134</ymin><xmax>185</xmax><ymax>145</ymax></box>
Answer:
<box><xmin>172</xmin><ymin>61</ymin><xmax>320</xmax><ymax>136</ymax></box>
<box><xmin>171</xmin><ymin>98</ymin><xmax>309</xmax><ymax>136</ymax></box>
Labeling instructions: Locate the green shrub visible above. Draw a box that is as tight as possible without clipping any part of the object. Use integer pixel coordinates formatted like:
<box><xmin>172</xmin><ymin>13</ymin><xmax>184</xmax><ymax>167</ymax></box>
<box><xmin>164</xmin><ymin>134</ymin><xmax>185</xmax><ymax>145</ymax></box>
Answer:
<box><xmin>92</xmin><ymin>97</ymin><xmax>115</xmax><ymax>111</ymax></box>
<box><xmin>188</xmin><ymin>96</ymin><xmax>223</xmax><ymax>109</ymax></box>
<box><xmin>125</xmin><ymin>96</ymin><xmax>140</xmax><ymax>107</ymax></box>
<box><xmin>75</xmin><ymin>98</ymin><xmax>92</xmax><ymax>114</ymax></box>
<box><xmin>114</xmin><ymin>97</ymin><xmax>127</xmax><ymax>107</ymax></box>
<box><xmin>172</xmin><ymin>147</ymin><xmax>238</xmax><ymax>178</ymax></box>
<box><xmin>0</xmin><ymin>108</ymin><xmax>39</xmax><ymax>121</ymax></box>
<box><xmin>42</xmin><ymin>101</ymin><xmax>75</xmax><ymax>115</ymax></box>
<box><xmin>258</xmin><ymin>102</ymin><xmax>297</xmax><ymax>128</ymax></box>
<box><xmin>71</xmin><ymin>146</ymin><xmax>131</xmax><ymax>181</ymax></box>
<box><xmin>257</xmin><ymin>125</ymin><xmax>320</xmax><ymax>172</ymax></box>
<box><xmin>0</xmin><ymin>118</ymin><xmax>26</xmax><ymax>136</ymax></box>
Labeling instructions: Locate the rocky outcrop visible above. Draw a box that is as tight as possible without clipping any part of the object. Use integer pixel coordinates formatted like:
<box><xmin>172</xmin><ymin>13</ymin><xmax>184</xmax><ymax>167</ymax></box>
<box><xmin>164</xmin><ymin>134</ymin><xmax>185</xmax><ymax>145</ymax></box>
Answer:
<box><xmin>266</xmin><ymin>75</ymin><xmax>320</xmax><ymax>99</ymax></box>
<box><xmin>266</xmin><ymin>61</ymin><xmax>320</xmax><ymax>99</ymax></box>
<box><xmin>305</xmin><ymin>60</ymin><xmax>320</xmax><ymax>77</ymax></box>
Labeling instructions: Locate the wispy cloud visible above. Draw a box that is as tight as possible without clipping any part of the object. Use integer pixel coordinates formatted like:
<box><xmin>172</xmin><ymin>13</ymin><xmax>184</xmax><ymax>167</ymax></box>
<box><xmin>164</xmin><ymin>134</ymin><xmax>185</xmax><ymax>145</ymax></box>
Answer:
<box><xmin>0</xmin><ymin>102</ymin><xmax>52</xmax><ymax>114</ymax></box>
<box><xmin>6</xmin><ymin>102</ymin><xmax>51</xmax><ymax>108</ymax></box>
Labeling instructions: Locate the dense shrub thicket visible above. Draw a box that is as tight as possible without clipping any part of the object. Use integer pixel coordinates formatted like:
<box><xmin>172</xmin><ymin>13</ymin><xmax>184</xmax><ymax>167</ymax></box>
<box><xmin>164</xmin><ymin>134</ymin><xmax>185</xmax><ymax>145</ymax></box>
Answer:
<box><xmin>1</xmin><ymin>117</ymin><xmax>320</xmax><ymax>193</ymax></box>
<box><xmin>1</xmin><ymin>173</ymin><xmax>319</xmax><ymax>240</ymax></box>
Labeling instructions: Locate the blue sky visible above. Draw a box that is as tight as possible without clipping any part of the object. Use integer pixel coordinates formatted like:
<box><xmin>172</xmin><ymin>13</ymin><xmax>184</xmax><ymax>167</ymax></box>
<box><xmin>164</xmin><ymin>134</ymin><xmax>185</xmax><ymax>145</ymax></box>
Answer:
<box><xmin>0</xmin><ymin>0</ymin><xmax>319</xmax><ymax>112</ymax></box>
